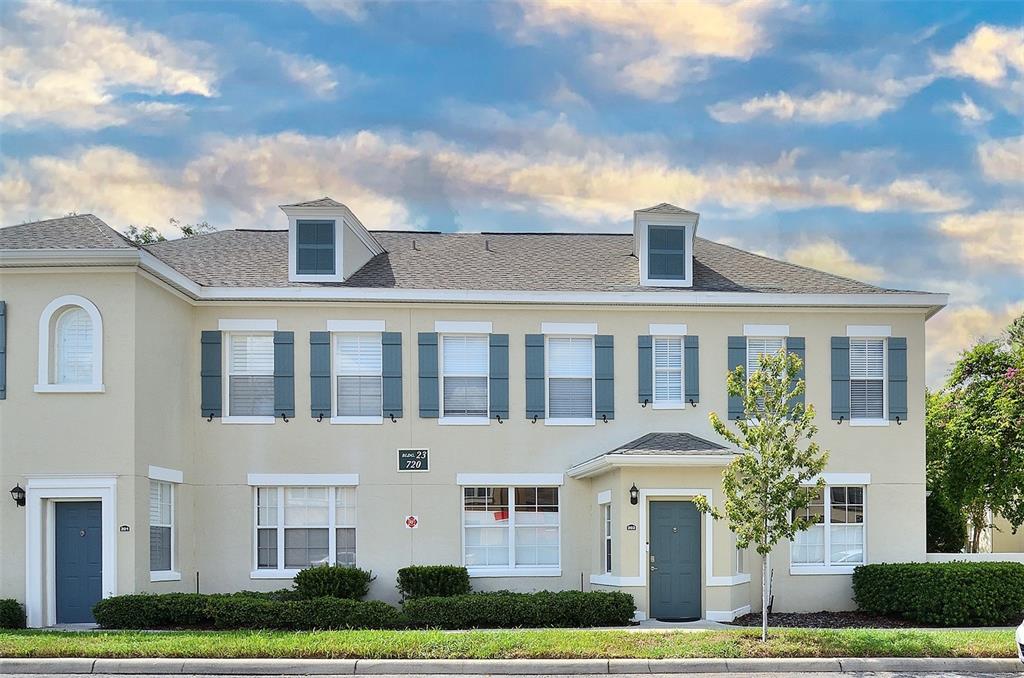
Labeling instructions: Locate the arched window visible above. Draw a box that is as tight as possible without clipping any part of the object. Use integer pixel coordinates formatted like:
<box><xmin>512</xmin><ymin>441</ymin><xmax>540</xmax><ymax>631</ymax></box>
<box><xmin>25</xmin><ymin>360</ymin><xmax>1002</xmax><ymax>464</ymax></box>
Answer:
<box><xmin>36</xmin><ymin>295</ymin><xmax>104</xmax><ymax>392</ymax></box>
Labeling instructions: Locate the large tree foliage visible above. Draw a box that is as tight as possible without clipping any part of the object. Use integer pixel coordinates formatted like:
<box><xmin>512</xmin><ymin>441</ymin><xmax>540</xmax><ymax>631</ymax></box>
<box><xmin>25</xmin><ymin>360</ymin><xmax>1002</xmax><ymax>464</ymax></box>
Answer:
<box><xmin>927</xmin><ymin>313</ymin><xmax>1024</xmax><ymax>552</ymax></box>
<box><xmin>694</xmin><ymin>350</ymin><xmax>828</xmax><ymax>641</ymax></box>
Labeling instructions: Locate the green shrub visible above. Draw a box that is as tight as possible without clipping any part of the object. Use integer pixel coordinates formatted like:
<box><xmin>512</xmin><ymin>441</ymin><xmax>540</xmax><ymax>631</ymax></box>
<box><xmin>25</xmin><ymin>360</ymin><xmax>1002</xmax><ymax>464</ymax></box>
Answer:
<box><xmin>853</xmin><ymin>561</ymin><xmax>1024</xmax><ymax>626</ymax></box>
<box><xmin>294</xmin><ymin>565</ymin><xmax>374</xmax><ymax>600</ymax></box>
<box><xmin>926</xmin><ymin>492</ymin><xmax>967</xmax><ymax>553</ymax></box>
<box><xmin>402</xmin><ymin>590</ymin><xmax>635</xmax><ymax>629</ymax></box>
<box><xmin>0</xmin><ymin>599</ymin><xmax>25</xmax><ymax>629</ymax></box>
<box><xmin>397</xmin><ymin>566</ymin><xmax>471</xmax><ymax>600</ymax></box>
<box><xmin>93</xmin><ymin>593</ymin><xmax>213</xmax><ymax>629</ymax></box>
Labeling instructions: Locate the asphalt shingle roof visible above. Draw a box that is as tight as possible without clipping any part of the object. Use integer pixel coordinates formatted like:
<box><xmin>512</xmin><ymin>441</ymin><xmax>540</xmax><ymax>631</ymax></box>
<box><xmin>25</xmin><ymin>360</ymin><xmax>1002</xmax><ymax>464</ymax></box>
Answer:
<box><xmin>281</xmin><ymin>197</ymin><xmax>347</xmax><ymax>208</ymax></box>
<box><xmin>141</xmin><ymin>228</ymin><xmax>901</xmax><ymax>294</ymax></box>
<box><xmin>635</xmin><ymin>203</ymin><xmax>698</xmax><ymax>215</ymax></box>
<box><xmin>606</xmin><ymin>432</ymin><xmax>732</xmax><ymax>456</ymax></box>
<box><xmin>0</xmin><ymin>214</ymin><xmax>136</xmax><ymax>250</ymax></box>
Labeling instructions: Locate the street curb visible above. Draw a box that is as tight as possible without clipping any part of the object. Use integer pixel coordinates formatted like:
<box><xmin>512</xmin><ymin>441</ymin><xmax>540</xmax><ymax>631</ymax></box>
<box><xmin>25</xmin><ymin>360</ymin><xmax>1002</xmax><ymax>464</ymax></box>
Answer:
<box><xmin>1</xmin><ymin>656</ymin><xmax>1022</xmax><ymax>674</ymax></box>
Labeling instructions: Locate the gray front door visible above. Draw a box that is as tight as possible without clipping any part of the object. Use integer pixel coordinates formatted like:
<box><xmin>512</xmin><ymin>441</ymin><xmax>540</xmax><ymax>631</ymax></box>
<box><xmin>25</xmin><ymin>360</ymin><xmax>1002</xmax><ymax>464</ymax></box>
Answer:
<box><xmin>55</xmin><ymin>501</ymin><xmax>102</xmax><ymax>623</ymax></box>
<box><xmin>649</xmin><ymin>501</ymin><xmax>701</xmax><ymax>621</ymax></box>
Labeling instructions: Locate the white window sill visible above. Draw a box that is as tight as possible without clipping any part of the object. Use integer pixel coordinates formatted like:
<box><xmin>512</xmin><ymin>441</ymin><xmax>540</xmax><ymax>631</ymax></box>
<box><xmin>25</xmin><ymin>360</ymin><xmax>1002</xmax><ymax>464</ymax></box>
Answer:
<box><xmin>222</xmin><ymin>416</ymin><xmax>276</xmax><ymax>425</ymax></box>
<box><xmin>250</xmin><ymin>569</ymin><xmax>301</xmax><ymax>580</ymax></box>
<box><xmin>652</xmin><ymin>401</ymin><xmax>686</xmax><ymax>410</ymax></box>
<box><xmin>331</xmin><ymin>416</ymin><xmax>383</xmax><ymax>425</ymax></box>
<box><xmin>439</xmin><ymin>417</ymin><xmax>490</xmax><ymax>426</ymax></box>
<box><xmin>790</xmin><ymin>565</ymin><xmax>858</xmax><ymax>575</ymax></box>
<box><xmin>150</xmin><ymin>570</ymin><xmax>181</xmax><ymax>582</ymax></box>
<box><xmin>545</xmin><ymin>418</ymin><xmax>595</xmax><ymax>427</ymax></box>
<box><xmin>849</xmin><ymin>418</ymin><xmax>889</xmax><ymax>427</ymax></box>
<box><xmin>34</xmin><ymin>383</ymin><xmax>105</xmax><ymax>393</ymax></box>
<box><xmin>467</xmin><ymin>567</ymin><xmax>561</xmax><ymax>578</ymax></box>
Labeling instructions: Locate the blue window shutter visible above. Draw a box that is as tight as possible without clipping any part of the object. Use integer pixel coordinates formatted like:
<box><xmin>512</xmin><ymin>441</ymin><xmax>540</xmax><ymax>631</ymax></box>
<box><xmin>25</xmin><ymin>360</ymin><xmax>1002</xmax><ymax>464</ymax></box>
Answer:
<box><xmin>595</xmin><ymin>335</ymin><xmax>614</xmax><ymax>420</ymax></box>
<box><xmin>525</xmin><ymin>334</ymin><xmax>545</xmax><ymax>419</ymax></box>
<box><xmin>684</xmin><ymin>335</ymin><xmax>700</xmax><ymax>404</ymax></box>
<box><xmin>0</xmin><ymin>301</ymin><xmax>6</xmax><ymax>400</ymax></box>
<box><xmin>831</xmin><ymin>337</ymin><xmax>850</xmax><ymax>421</ymax></box>
<box><xmin>889</xmin><ymin>337</ymin><xmax>908</xmax><ymax>421</ymax></box>
<box><xmin>273</xmin><ymin>331</ymin><xmax>295</xmax><ymax>419</ymax></box>
<box><xmin>787</xmin><ymin>337</ymin><xmax>806</xmax><ymax>413</ymax></box>
<box><xmin>637</xmin><ymin>335</ymin><xmax>652</xmax><ymax>404</ymax></box>
<box><xmin>200</xmin><ymin>331</ymin><xmax>222</xmax><ymax>418</ymax></box>
<box><xmin>309</xmin><ymin>332</ymin><xmax>331</xmax><ymax>418</ymax></box>
<box><xmin>382</xmin><ymin>331</ymin><xmax>403</xmax><ymax>419</ymax></box>
<box><xmin>489</xmin><ymin>334</ymin><xmax>509</xmax><ymax>420</ymax></box>
<box><xmin>727</xmin><ymin>336</ymin><xmax>745</xmax><ymax>420</ymax></box>
<box><xmin>418</xmin><ymin>332</ymin><xmax>438</xmax><ymax>418</ymax></box>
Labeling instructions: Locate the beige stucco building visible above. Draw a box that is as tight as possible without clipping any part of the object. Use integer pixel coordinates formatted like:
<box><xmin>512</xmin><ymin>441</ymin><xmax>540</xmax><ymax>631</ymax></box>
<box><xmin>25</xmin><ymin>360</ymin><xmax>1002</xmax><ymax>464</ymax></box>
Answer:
<box><xmin>0</xmin><ymin>201</ymin><xmax>947</xmax><ymax>627</ymax></box>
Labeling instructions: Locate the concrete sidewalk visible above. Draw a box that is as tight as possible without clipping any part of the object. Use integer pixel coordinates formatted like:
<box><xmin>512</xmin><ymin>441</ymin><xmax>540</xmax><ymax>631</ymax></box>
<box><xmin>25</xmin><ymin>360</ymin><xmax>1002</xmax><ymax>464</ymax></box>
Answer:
<box><xmin>2</xmin><ymin>657</ymin><xmax>1022</xmax><ymax>674</ymax></box>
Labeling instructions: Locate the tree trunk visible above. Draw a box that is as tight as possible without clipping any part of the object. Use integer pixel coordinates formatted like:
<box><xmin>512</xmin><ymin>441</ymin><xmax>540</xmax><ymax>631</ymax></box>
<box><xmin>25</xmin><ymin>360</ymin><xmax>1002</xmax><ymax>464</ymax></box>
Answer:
<box><xmin>761</xmin><ymin>550</ymin><xmax>769</xmax><ymax>642</ymax></box>
<box><xmin>969</xmin><ymin>507</ymin><xmax>985</xmax><ymax>553</ymax></box>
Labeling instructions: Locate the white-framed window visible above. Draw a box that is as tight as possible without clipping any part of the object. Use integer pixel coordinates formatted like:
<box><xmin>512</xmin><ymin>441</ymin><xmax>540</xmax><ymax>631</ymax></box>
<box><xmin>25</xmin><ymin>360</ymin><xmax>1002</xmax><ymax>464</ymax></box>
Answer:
<box><xmin>636</xmin><ymin>212</ymin><xmax>696</xmax><ymax>288</ymax></box>
<box><xmin>254</xmin><ymin>485</ymin><xmax>357</xmax><ymax>575</ymax></box>
<box><xmin>441</xmin><ymin>334</ymin><xmax>489</xmax><ymax>421</ymax></box>
<box><xmin>850</xmin><ymin>338</ymin><xmax>886</xmax><ymax>421</ymax></box>
<box><xmin>225</xmin><ymin>333</ymin><xmax>275</xmax><ymax>419</ymax></box>
<box><xmin>546</xmin><ymin>336</ymin><xmax>594</xmax><ymax>423</ymax></box>
<box><xmin>736</xmin><ymin>545</ymin><xmax>746</xmax><ymax>575</ymax></box>
<box><xmin>653</xmin><ymin>336</ymin><xmax>684</xmax><ymax>406</ymax></box>
<box><xmin>333</xmin><ymin>332</ymin><xmax>383</xmax><ymax>422</ymax></box>
<box><xmin>602</xmin><ymin>503</ymin><xmax>613</xmax><ymax>574</ymax></box>
<box><xmin>463</xmin><ymin>486</ymin><xmax>560</xmax><ymax>574</ymax></box>
<box><xmin>35</xmin><ymin>294</ymin><xmax>104</xmax><ymax>393</ymax></box>
<box><xmin>149</xmin><ymin>481</ymin><xmax>174</xmax><ymax>575</ymax></box>
<box><xmin>746</xmin><ymin>337</ymin><xmax>785</xmax><ymax>379</ymax></box>
<box><xmin>791</xmin><ymin>485</ymin><xmax>865</xmax><ymax>572</ymax></box>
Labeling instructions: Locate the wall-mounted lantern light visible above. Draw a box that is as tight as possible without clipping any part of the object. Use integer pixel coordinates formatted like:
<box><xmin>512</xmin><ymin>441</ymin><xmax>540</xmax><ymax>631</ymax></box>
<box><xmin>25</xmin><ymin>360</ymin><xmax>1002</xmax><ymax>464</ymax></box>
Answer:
<box><xmin>629</xmin><ymin>483</ymin><xmax>639</xmax><ymax>506</ymax></box>
<box><xmin>10</xmin><ymin>484</ymin><xmax>26</xmax><ymax>507</ymax></box>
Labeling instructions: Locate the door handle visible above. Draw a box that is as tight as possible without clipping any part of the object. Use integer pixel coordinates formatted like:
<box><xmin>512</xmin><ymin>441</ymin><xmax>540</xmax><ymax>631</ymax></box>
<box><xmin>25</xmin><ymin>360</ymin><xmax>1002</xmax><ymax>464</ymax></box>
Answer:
<box><xmin>650</xmin><ymin>565</ymin><xmax>658</xmax><ymax>571</ymax></box>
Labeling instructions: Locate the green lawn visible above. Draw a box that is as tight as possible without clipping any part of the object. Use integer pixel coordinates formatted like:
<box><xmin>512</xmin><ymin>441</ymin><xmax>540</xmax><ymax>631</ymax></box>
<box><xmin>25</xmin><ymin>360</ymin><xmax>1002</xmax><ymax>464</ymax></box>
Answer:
<box><xmin>0</xmin><ymin>628</ymin><xmax>1016</xmax><ymax>659</ymax></box>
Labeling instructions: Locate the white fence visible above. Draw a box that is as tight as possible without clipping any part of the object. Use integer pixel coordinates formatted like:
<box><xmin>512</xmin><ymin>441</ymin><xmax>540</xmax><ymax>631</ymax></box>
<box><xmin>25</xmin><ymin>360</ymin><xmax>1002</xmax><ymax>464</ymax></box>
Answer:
<box><xmin>927</xmin><ymin>552</ymin><xmax>1024</xmax><ymax>563</ymax></box>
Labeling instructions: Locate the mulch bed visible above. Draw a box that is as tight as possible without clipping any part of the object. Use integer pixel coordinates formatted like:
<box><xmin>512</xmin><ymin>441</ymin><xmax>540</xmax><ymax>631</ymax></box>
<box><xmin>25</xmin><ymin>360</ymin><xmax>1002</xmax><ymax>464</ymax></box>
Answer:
<box><xmin>729</xmin><ymin>611</ymin><xmax>923</xmax><ymax>628</ymax></box>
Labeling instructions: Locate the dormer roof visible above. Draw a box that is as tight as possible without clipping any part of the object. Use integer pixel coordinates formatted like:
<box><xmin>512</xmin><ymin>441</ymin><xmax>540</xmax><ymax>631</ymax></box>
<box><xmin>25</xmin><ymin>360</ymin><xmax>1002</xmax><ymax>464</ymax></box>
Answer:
<box><xmin>635</xmin><ymin>203</ymin><xmax>699</xmax><ymax>215</ymax></box>
<box><xmin>280</xmin><ymin>196</ymin><xmax>347</xmax><ymax>209</ymax></box>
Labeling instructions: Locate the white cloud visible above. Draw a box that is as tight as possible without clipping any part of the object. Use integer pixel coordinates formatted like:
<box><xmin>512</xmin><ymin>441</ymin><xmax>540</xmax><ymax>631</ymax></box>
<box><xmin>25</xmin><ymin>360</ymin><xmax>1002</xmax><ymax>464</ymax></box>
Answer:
<box><xmin>783</xmin><ymin>239</ymin><xmax>885</xmax><ymax>282</ymax></box>
<box><xmin>937</xmin><ymin>207</ymin><xmax>1024</xmax><ymax>267</ymax></box>
<box><xmin>946</xmin><ymin>93</ymin><xmax>993</xmax><ymax>124</ymax></box>
<box><xmin>934</xmin><ymin>23</ymin><xmax>1024</xmax><ymax>86</ymax></box>
<box><xmin>0</xmin><ymin>0</ymin><xmax>217</xmax><ymax>130</ymax></box>
<box><xmin>271</xmin><ymin>49</ymin><xmax>339</xmax><ymax>99</ymax></box>
<box><xmin>976</xmin><ymin>135</ymin><xmax>1024</xmax><ymax>184</ymax></box>
<box><xmin>512</xmin><ymin>0</ymin><xmax>780</xmax><ymax>100</ymax></box>
<box><xmin>295</xmin><ymin>0</ymin><xmax>368</xmax><ymax>22</ymax></box>
<box><xmin>926</xmin><ymin>302</ymin><xmax>1024</xmax><ymax>388</ymax></box>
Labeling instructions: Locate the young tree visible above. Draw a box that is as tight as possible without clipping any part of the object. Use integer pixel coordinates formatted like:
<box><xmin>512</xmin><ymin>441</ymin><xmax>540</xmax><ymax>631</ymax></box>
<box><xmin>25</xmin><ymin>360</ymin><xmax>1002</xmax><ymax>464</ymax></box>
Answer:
<box><xmin>693</xmin><ymin>350</ymin><xmax>828</xmax><ymax>641</ymax></box>
<box><xmin>122</xmin><ymin>224</ymin><xmax>166</xmax><ymax>245</ymax></box>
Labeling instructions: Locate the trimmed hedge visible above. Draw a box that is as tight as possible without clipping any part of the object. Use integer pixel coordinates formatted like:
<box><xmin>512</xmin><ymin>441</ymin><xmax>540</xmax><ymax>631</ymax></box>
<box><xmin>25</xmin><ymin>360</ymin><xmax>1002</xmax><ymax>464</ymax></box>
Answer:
<box><xmin>397</xmin><ymin>566</ymin><xmax>471</xmax><ymax>600</ymax></box>
<box><xmin>294</xmin><ymin>565</ymin><xmax>374</xmax><ymax>600</ymax></box>
<box><xmin>402</xmin><ymin>591</ymin><xmax>635</xmax><ymax>629</ymax></box>
<box><xmin>93</xmin><ymin>593</ymin><xmax>400</xmax><ymax>630</ymax></box>
<box><xmin>0</xmin><ymin>599</ymin><xmax>26</xmax><ymax>629</ymax></box>
<box><xmin>853</xmin><ymin>561</ymin><xmax>1024</xmax><ymax>626</ymax></box>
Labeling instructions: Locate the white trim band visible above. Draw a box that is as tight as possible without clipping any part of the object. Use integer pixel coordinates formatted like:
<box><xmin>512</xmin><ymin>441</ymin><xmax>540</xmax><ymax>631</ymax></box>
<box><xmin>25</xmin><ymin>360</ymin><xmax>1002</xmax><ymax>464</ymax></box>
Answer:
<box><xmin>435</xmin><ymin>321</ymin><xmax>493</xmax><ymax>333</ymax></box>
<box><xmin>147</xmin><ymin>466</ymin><xmax>183</xmax><ymax>484</ymax></box>
<box><xmin>649</xmin><ymin>323</ymin><xmax>687</xmax><ymax>336</ymax></box>
<box><xmin>744</xmin><ymin>324</ymin><xmax>790</xmax><ymax>337</ymax></box>
<box><xmin>218</xmin><ymin>319</ymin><xmax>278</xmax><ymax>332</ymax></box>
<box><xmin>847</xmin><ymin>325</ymin><xmax>891</xmax><ymax>337</ymax></box>
<box><xmin>597</xmin><ymin>490</ymin><xmax>612</xmax><ymax>505</ymax></box>
<box><xmin>326</xmin><ymin>320</ymin><xmax>385</xmax><ymax>332</ymax></box>
<box><xmin>540</xmin><ymin>322</ymin><xmax>598</xmax><ymax>335</ymax></box>
<box><xmin>456</xmin><ymin>473</ymin><xmax>564</xmax><ymax>486</ymax></box>
<box><xmin>246</xmin><ymin>473</ymin><xmax>359</xmax><ymax>486</ymax></box>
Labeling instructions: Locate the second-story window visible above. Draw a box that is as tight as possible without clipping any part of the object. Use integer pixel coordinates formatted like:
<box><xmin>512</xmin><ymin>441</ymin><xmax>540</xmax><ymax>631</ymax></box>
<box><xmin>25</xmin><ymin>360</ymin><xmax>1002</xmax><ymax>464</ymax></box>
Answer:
<box><xmin>746</xmin><ymin>336</ymin><xmax>785</xmax><ymax>411</ymax></box>
<box><xmin>227</xmin><ymin>333</ymin><xmax>274</xmax><ymax>416</ymax></box>
<box><xmin>850</xmin><ymin>338</ymin><xmax>885</xmax><ymax>420</ymax></box>
<box><xmin>334</xmin><ymin>333</ymin><xmax>383</xmax><ymax>418</ymax></box>
<box><xmin>653</xmin><ymin>336</ymin><xmax>683</xmax><ymax>405</ymax></box>
<box><xmin>547</xmin><ymin>336</ymin><xmax>594</xmax><ymax>420</ymax></box>
<box><xmin>441</xmin><ymin>334</ymin><xmax>489</xmax><ymax>418</ymax></box>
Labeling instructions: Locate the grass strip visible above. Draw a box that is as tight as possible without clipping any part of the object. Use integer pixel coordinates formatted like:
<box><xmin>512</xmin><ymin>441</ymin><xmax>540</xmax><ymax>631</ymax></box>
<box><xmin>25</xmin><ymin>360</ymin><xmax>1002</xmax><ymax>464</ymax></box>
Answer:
<box><xmin>0</xmin><ymin>628</ymin><xmax>1016</xmax><ymax>659</ymax></box>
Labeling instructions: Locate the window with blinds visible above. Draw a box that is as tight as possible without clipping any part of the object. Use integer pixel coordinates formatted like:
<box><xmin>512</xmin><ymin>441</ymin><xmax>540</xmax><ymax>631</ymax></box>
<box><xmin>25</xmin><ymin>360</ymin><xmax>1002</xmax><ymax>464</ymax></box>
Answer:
<box><xmin>334</xmin><ymin>333</ymin><xmax>382</xmax><ymax>417</ymax></box>
<box><xmin>149</xmin><ymin>481</ymin><xmax>173</xmax><ymax>572</ymax></box>
<box><xmin>547</xmin><ymin>336</ymin><xmax>594</xmax><ymax>419</ymax></box>
<box><xmin>791</xmin><ymin>485</ymin><xmax>865</xmax><ymax>568</ymax></box>
<box><xmin>850</xmin><ymin>338</ymin><xmax>885</xmax><ymax>419</ymax></box>
<box><xmin>441</xmin><ymin>335</ymin><xmax>488</xmax><ymax>417</ymax></box>
<box><xmin>55</xmin><ymin>307</ymin><xmax>94</xmax><ymax>384</ymax></box>
<box><xmin>746</xmin><ymin>337</ymin><xmax>785</xmax><ymax>379</ymax></box>
<box><xmin>463</xmin><ymin>486</ymin><xmax>560</xmax><ymax>570</ymax></box>
<box><xmin>653</xmin><ymin>336</ymin><xmax>683</xmax><ymax>404</ymax></box>
<box><xmin>227</xmin><ymin>334</ymin><xmax>275</xmax><ymax>416</ymax></box>
<box><xmin>256</xmin><ymin>485</ymin><xmax>357</xmax><ymax>571</ymax></box>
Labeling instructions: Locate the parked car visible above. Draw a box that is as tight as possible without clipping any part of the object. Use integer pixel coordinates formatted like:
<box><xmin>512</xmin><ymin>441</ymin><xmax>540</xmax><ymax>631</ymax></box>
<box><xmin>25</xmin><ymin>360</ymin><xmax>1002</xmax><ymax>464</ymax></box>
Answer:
<box><xmin>1017</xmin><ymin>619</ymin><xmax>1024</xmax><ymax>663</ymax></box>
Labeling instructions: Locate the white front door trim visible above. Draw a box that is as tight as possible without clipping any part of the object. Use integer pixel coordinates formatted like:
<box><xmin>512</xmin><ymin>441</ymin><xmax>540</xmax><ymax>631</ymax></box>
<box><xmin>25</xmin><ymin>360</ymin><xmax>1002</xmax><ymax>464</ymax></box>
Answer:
<box><xmin>25</xmin><ymin>475</ymin><xmax>118</xmax><ymax>627</ymax></box>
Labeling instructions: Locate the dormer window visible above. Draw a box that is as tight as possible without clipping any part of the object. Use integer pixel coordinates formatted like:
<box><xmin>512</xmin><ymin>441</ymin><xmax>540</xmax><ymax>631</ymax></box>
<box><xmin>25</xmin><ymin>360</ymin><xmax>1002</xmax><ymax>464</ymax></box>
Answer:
<box><xmin>296</xmin><ymin>220</ymin><xmax>336</xmax><ymax>275</ymax></box>
<box><xmin>634</xmin><ymin>203</ymin><xmax>698</xmax><ymax>288</ymax></box>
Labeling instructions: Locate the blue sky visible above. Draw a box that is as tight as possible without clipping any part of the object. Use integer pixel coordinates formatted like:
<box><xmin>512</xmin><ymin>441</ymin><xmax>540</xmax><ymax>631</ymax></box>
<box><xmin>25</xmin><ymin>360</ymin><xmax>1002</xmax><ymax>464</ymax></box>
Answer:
<box><xmin>0</xmin><ymin>0</ymin><xmax>1021</xmax><ymax>385</ymax></box>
